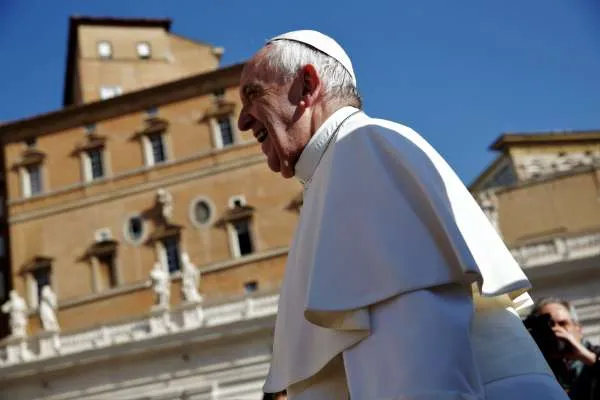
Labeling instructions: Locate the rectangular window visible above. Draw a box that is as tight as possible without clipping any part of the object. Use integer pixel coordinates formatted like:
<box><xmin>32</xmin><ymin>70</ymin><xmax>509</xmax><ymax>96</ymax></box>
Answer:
<box><xmin>218</xmin><ymin>116</ymin><xmax>234</xmax><ymax>147</ymax></box>
<box><xmin>148</xmin><ymin>134</ymin><xmax>166</xmax><ymax>165</ymax></box>
<box><xmin>147</xmin><ymin>106</ymin><xmax>158</xmax><ymax>117</ymax></box>
<box><xmin>213</xmin><ymin>89</ymin><xmax>225</xmax><ymax>102</ymax></box>
<box><xmin>25</xmin><ymin>137</ymin><xmax>37</xmax><ymax>148</ymax></box>
<box><xmin>163</xmin><ymin>237</ymin><xmax>181</xmax><ymax>273</ymax></box>
<box><xmin>27</xmin><ymin>164</ymin><xmax>43</xmax><ymax>196</ymax></box>
<box><xmin>85</xmin><ymin>124</ymin><xmax>96</xmax><ymax>136</ymax></box>
<box><xmin>32</xmin><ymin>267</ymin><xmax>51</xmax><ymax>307</ymax></box>
<box><xmin>87</xmin><ymin>149</ymin><xmax>105</xmax><ymax>180</ymax></box>
<box><xmin>97</xmin><ymin>41</ymin><xmax>113</xmax><ymax>59</ymax></box>
<box><xmin>233</xmin><ymin>219</ymin><xmax>254</xmax><ymax>256</ymax></box>
<box><xmin>99</xmin><ymin>86</ymin><xmax>122</xmax><ymax>100</ymax></box>
<box><xmin>0</xmin><ymin>270</ymin><xmax>5</xmax><ymax>300</ymax></box>
<box><xmin>97</xmin><ymin>254</ymin><xmax>117</xmax><ymax>290</ymax></box>
<box><xmin>244</xmin><ymin>280</ymin><xmax>258</xmax><ymax>294</ymax></box>
<box><xmin>136</xmin><ymin>42</ymin><xmax>151</xmax><ymax>59</ymax></box>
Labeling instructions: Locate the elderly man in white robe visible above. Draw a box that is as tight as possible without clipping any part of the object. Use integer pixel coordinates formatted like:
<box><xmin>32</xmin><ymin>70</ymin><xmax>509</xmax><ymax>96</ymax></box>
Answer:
<box><xmin>238</xmin><ymin>30</ymin><xmax>569</xmax><ymax>400</ymax></box>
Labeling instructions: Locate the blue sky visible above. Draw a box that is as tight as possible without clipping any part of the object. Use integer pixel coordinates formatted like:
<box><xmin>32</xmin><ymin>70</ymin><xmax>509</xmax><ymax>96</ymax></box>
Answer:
<box><xmin>1</xmin><ymin>1</ymin><xmax>599</xmax><ymax>184</ymax></box>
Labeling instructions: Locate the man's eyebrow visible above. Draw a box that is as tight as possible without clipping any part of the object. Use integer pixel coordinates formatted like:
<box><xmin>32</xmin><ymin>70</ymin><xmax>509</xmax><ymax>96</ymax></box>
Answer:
<box><xmin>242</xmin><ymin>83</ymin><xmax>265</xmax><ymax>100</ymax></box>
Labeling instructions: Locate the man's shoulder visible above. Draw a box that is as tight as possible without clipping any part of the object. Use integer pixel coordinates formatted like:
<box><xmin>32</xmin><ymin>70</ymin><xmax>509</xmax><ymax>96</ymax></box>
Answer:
<box><xmin>338</xmin><ymin>114</ymin><xmax>435</xmax><ymax>163</ymax></box>
<box><xmin>348</xmin><ymin>113</ymin><xmax>414</xmax><ymax>134</ymax></box>
<box><xmin>345</xmin><ymin>114</ymin><xmax>428</xmax><ymax>147</ymax></box>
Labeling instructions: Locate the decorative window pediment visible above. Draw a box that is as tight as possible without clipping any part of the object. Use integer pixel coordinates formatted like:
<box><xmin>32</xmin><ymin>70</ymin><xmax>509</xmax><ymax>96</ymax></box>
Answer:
<box><xmin>83</xmin><ymin>239</ymin><xmax>119</xmax><ymax>259</ymax></box>
<box><xmin>216</xmin><ymin>204</ymin><xmax>255</xmax><ymax>226</ymax></box>
<box><xmin>20</xmin><ymin>256</ymin><xmax>53</xmax><ymax>275</ymax></box>
<box><xmin>131</xmin><ymin>117</ymin><xmax>170</xmax><ymax>140</ymax></box>
<box><xmin>198</xmin><ymin>100</ymin><xmax>236</xmax><ymax>123</ymax></box>
<box><xmin>146</xmin><ymin>223</ymin><xmax>183</xmax><ymax>243</ymax></box>
<box><xmin>13</xmin><ymin>148</ymin><xmax>46</xmax><ymax>170</ymax></box>
<box><xmin>73</xmin><ymin>134</ymin><xmax>107</xmax><ymax>154</ymax></box>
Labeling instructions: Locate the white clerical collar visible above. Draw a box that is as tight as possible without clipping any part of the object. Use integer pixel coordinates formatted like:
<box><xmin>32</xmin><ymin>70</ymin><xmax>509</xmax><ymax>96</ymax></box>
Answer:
<box><xmin>294</xmin><ymin>106</ymin><xmax>360</xmax><ymax>185</ymax></box>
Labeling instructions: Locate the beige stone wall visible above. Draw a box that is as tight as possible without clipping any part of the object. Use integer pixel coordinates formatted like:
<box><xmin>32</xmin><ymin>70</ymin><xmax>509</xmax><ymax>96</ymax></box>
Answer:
<box><xmin>76</xmin><ymin>26</ymin><xmax>220</xmax><ymax>103</ymax></box>
<box><xmin>4</xmin><ymin>86</ymin><xmax>301</xmax><ymax>334</ymax></box>
<box><xmin>508</xmin><ymin>143</ymin><xmax>600</xmax><ymax>181</ymax></box>
<box><xmin>497</xmin><ymin>169</ymin><xmax>600</xmax><ymax>245</ymax></box>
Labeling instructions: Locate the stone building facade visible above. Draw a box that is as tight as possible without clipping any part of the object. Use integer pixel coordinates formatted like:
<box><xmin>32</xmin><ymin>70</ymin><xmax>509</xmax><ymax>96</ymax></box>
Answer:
<box><xmin>1</xmin><ymin>15</ymin><xmax>599</xmax><ymax>400</ymax></box>
<box><xmin>471</xmin><ymin>131</ymin><xmax>600</xmax><ymax>343</ymax></box>
<box><xmin>0</xmin><ymin>16</ymin><xmax>300</xmax><ymax>399</ymax></box>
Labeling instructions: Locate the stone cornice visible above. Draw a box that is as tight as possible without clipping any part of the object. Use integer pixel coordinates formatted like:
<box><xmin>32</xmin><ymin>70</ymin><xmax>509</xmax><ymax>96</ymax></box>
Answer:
<box><xmin>8</xmin><ymin>149</ymin><xmax>263</xmax><ymax>223</ymax></box>
<box><xmin>57</xmin><ymin>247</ymin><xmax>288</xmax><ymax>311</ymax></box>
<box><xmin>0</xmin><ymin>63</ymin><xmax>245</xmax><ymax>144</ymax></box>
<box><xmin>489</xmin><ymin>130</ymin><xmax>600</xmax><ymax>151</ymax></box>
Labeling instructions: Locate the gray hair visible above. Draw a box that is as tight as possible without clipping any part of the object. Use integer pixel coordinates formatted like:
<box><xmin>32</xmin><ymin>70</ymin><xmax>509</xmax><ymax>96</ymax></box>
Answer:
<box><xmin>530</xmin><ymin>297</ymin><xmax>580</xmax><ymax>323</ymax></box>
<box><xmin>260</xmin><ymin>40</ymin><xmax>362</xmax><ymax>108</ymax></box>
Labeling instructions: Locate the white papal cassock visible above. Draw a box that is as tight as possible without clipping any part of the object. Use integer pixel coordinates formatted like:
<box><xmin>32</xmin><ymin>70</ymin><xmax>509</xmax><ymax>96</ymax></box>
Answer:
<box><xmin>263</xmin><ymin>106</ymin><xmax>568</xmax><ymax>399</ymax></box>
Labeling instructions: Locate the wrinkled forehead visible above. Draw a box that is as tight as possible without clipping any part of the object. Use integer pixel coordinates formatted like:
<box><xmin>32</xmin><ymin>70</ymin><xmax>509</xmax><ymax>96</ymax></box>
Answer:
<box><xmin>243</xmin><ymin>45</ymin><xmax>295</xmax><ymax>84</ymax></box>
<box><xmin>240</xmin><ymin>47</ymin><xmax>290</xmax><ymax>102</ymax></box>
<box><xmin>541</xmin><ymin>303</ymin><xmax>572</xmax><ymax>320</ymax></box>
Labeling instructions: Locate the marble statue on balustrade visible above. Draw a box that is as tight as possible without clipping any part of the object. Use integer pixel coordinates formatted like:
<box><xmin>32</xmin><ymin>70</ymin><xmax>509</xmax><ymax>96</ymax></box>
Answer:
<box><xmin>150</xmin><ymin>262</ymin><xmax>170</xmax><ymax>310</ymax></box>
<box><xmin>156</xmin><ymin>188</ymin><xmax>174</xmax><ymax>222</ymax></box>
<box><xmin>181</xmin><ymin>252</ymin><xmax>203</xmax><ymax>303</ymax></box>
<box><xmin>1</xmin><ymin>290</ymin><xmax>28</xmax><ymax>338</ymax></box>
<box><xmin>40</xmin><ymin>285</ymin><xmax>60</xmax><ymax>332</ymax></box>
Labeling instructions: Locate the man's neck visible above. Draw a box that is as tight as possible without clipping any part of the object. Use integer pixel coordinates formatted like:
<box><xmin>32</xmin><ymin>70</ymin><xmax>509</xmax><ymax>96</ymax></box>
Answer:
<box><xmin>309</xmin><ymin>102</ymin><xmax>346</xmax><ymax>139</ymax></box>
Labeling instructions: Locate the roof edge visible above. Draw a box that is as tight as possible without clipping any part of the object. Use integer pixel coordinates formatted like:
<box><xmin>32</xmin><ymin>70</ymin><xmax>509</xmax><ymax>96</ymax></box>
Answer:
<box><xmin>3</xmin><ymin>62</ymin><xmax>246</xmax><ymax>143</ymax></box>
<box><xmin>62</xmin><ymin>16</ymin><xmax>173</xmax><ymax>107</ymax></box>
<box><xmin>468</xmin><ymin>154</ymin><xmax>507</xmax><ymax>192</ymax></box>
<box><xmin>490</xmin><ymin>129</ymin><xmax>600</xmax><ymax>151</ymax></box>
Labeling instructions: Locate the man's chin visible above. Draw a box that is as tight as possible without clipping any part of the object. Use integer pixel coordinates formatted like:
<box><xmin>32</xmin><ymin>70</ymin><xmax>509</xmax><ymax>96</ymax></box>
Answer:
<box><xmin>267</xmin><ymin>163</ymin><xmax>294</xmax><ymax>179</ymax></box>
<box><xmin>280</xmin><ymin>169</ymin><xmax>294</xmax><ymax>179</ymax></box>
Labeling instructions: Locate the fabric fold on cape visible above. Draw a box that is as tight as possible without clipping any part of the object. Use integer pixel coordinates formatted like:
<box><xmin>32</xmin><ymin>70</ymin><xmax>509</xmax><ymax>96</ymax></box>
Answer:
<box><xmin>302</xmin><ymin>119</ymin><xmax>530</xmax><ymax>329</ymax></box>
<box><xmin>264</xmin><ymin>108</ymin><xmax>533</xmax><ymax>393</ymax></box>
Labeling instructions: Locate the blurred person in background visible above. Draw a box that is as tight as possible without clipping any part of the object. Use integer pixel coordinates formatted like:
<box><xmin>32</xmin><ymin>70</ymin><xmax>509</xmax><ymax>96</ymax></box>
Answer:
<box><xmin>525</xmin><ymin>298</ymin><xmax>600</xmax><ymax>399</ymax></box>
<box><xmin>263</xmin><ymin>390</ymin><xmax>287</xmax><ymax>400</ymax></box>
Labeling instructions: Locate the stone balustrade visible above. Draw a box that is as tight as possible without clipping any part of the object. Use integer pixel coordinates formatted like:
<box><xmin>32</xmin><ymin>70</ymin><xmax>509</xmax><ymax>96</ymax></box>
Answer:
<box><xmin>511</xmin><ymin>231</ymin><xmax>600</xmax><ymax>268</ymax></box>
<box><xmin>0</xmin><ymin>292</ymin><xmax>279</xmax><ymax>367</ymax></box>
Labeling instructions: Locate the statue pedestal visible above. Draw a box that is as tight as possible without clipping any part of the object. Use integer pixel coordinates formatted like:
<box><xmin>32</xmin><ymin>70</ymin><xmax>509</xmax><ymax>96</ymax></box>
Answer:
<box><xmin>37</xmin><ymin>330</ymin><xmax>60</xmax><ymax>357</ymax></box>
<box><xmin>177</xmin><ymin>301</ymin><xmax>204</xmax><ymax>330</ymax></box>
<box><xmin>244</xmin><ymin>297</ymin><xmax>255</xmax><ymax>317</ymax></box>
<box><xmin>93</xmin><ymin>326</ymin><xmax>112</xmax><ymax>348</ymax></box>
<box><xmin>4</xmin><ymin>335</ymin><xmax>32</xmax><ymax>364</ymax></box>
<box><xmin>149</xmin><ymin>306</ymin><xmax>176</xmax><ymax>336</ymax></box>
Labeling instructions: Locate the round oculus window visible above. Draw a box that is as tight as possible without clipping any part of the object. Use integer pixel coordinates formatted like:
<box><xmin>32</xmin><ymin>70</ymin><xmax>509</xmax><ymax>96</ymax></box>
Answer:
<box><xmin>192</xmin><ymin>200</ymin><xmax>212</xmax><ymax>225</ymax></box>
<box><xmin>126</xmin><ymin>215</ymin><xmax>145</xmax><ymax>243</ymax></box>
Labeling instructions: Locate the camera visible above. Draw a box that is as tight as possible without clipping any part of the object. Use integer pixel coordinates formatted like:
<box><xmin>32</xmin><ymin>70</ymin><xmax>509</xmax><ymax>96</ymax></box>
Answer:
<box><xmin>523</xmin><ymin>313</ymin><xmax>573</xmax><ymax>359</ymax></box>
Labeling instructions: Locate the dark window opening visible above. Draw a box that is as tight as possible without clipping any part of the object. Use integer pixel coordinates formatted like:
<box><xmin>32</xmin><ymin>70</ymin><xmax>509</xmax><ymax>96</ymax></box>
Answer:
<box><xmin>98</xmin><ymin>253</ymin><xmax>117</xmax><ymax>289</ymax></box>
<box><xmin>88</xmin><ymin>149</ymin><xmax>104</xmax><ymax>179</ymax></box>
<box><xmin>163</xmin><ymin>236</ymin><xmax>181</xmax><ymax>273</ymax></box>
<box><xmin>218</xmin><ymin>117</ymin><xmax>234</xmax><ymax>147</ymax></box>
<box><xmin>234</xmin><ymin>219</ymin><xmax>254</xmax><ymax>256</ymax></box>
<box><xmin>149</xmin><ymin>134</ymin><xmax>166</xmax><ymax>164</ymax></box>
<box><xmin>244</xmin><ymin>280</ymin><xmax>258</xmax><ymax>293</ymax></box>
<box><xmin>32</xmin><ymin>267</ymin><xmax>51</xmax><ymax>306</ymax></box>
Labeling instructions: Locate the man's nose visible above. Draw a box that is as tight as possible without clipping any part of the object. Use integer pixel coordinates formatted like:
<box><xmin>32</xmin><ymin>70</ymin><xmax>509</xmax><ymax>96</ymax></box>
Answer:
<box><xmin>238</xmin><ymin>109</ymin><xmax>254</xmax><ymax>132</ymax></box>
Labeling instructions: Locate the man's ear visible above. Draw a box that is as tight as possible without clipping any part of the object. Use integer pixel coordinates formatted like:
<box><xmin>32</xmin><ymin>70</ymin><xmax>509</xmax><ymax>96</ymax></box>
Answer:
<box><xmin>300</xmin><ymin>64</ymin><xmax>321</xmax><ymax>106</ymax></box>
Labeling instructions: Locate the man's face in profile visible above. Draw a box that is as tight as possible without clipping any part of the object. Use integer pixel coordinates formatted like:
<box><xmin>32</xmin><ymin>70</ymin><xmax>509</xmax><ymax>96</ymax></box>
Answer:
<box><xmin>539</xmin><ymin>302</ymin><xmax>582</xmax><ymax>343</ymax></box>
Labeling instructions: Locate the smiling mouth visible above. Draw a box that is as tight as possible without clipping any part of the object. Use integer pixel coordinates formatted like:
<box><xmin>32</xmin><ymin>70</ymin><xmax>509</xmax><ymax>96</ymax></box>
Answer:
<box><xmin>256</xmin><ymin>128</ymin><xmax>268</xmax><ymax>143</ymax></box>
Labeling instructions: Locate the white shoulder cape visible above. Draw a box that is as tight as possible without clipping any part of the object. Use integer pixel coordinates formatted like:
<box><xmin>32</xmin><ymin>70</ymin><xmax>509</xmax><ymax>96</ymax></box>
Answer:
<box><xmin>264</xmin><ymin>110</ymin><xmax>531</xmax><ymax>392</ymax></box>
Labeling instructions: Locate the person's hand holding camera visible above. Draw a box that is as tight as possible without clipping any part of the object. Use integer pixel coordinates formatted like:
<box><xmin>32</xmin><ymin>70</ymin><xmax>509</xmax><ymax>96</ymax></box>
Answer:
<box><xmin>552</xmin><ymin>324</ymin><xmax>597</xmax><ymax>366</ymax></box>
